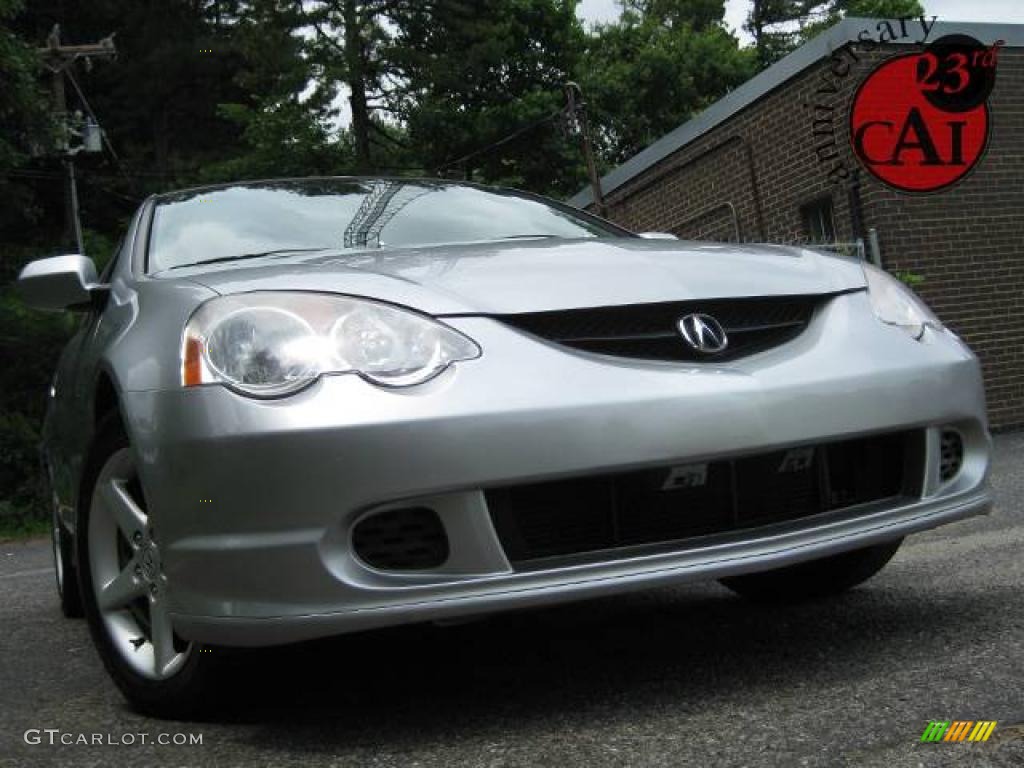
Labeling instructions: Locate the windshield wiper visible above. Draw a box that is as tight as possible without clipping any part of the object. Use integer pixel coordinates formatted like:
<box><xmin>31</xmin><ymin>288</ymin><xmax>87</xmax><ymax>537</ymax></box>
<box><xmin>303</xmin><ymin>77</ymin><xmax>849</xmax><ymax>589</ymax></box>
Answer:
<box><xmin>490</xmin><ymin>234</ymin><xmax>562</xmax><ymax>241</ymax></box>
<box><xmin>168</xmin><ymin>247</ymin><xmax>332</xmax><ymax>270</ymax></box>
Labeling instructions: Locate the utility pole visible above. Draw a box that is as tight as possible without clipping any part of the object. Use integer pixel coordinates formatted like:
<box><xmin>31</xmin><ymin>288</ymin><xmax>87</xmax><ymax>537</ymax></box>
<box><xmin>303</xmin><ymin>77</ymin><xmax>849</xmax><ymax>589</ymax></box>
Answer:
<box><xmin>38</xmin><ymin>24</ymin><xmax>116</xmax><ymax>253</ymax></box>
<box><xmin>563</xmin><ymin>82</ymin><xmax>606</xmax><ymax>217</ymax></box>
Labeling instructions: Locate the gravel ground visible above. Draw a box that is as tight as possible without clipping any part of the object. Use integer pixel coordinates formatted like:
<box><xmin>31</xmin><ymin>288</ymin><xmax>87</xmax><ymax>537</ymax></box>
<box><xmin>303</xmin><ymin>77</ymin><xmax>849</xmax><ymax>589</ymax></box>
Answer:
<box><xmin>2</xmin><ymin>433</ymin><xmax>1022</xmax><ymax>768</ymax></box>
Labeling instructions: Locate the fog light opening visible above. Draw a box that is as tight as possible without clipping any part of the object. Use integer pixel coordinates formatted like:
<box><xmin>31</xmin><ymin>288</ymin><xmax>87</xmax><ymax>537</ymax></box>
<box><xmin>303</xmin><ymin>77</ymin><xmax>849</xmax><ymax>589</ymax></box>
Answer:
<box><xmin>352</xmin><ymin>506</ymin><xmax>449</xmax><ymax>571</ymax></box>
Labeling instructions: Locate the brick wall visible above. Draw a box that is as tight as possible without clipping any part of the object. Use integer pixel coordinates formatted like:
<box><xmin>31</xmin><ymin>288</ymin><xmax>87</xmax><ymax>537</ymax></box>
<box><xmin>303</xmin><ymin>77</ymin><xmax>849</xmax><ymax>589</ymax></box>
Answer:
<box><xmin>595</xmin><ymin>42</ymin><xmax>1024</xmax><ymax>429</ymax></box>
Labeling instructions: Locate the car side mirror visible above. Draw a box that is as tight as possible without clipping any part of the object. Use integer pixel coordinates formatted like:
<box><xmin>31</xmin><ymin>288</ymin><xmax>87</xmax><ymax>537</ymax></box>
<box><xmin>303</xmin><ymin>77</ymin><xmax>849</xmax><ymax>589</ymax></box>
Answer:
<box><xmin>637</xmin><ymin>232</ymin><xmax>679</xmax><ymax>240</ymax></box>
<box><xmin>16</xmin><ymin>254</ymin><xmax>106</xmax><ymax>312</ymax></box>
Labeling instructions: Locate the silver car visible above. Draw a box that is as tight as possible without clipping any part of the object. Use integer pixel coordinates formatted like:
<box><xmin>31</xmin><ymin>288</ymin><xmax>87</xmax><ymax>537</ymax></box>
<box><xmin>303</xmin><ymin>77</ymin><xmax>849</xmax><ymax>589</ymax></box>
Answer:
<box><xmin>19</xmin><ymin>177</ymin><xmax>991</xmax><ymax>717</ymax></box>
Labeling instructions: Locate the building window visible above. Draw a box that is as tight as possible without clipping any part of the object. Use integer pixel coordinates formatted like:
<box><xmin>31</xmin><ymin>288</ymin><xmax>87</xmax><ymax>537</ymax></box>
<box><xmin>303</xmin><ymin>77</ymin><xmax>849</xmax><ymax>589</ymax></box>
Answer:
<box><xmin>800</xmin><ymin>196</ymin><xmax>836</xmax><ymax>243</ymax></box>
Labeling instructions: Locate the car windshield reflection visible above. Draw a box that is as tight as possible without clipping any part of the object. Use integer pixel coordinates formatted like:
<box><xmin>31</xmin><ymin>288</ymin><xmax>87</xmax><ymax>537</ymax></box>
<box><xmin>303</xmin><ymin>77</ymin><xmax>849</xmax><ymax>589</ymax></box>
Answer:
<box><xmin>148</xmin><ymin>178</ymin><xmax>627</xmax><ymax>272</ymax></box>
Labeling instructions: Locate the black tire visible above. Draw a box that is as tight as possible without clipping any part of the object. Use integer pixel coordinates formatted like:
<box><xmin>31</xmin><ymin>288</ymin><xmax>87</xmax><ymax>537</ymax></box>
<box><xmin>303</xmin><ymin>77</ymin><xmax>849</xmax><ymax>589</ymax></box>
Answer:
<box><xmin>719</xmin><ymin>538</ymin><xmax>904</xmax><ymax>602</ymax></box>
<box><xmin>76</xmin><ymin>414</ymin><xmax>218</xmax><ymax>719</ymax></box>
<box><xmin>52</xmin><ymin>496</ymin><xmax>84</xmax><ymax>618</ymax></box>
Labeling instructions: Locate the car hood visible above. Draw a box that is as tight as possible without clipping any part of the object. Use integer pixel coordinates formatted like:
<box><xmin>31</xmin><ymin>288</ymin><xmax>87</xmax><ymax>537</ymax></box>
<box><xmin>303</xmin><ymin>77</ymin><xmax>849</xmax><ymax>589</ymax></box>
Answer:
<box><xmin>166</xmin><ymin>238</ymin><xmax>867</xmax><ymax>315</ymax></box>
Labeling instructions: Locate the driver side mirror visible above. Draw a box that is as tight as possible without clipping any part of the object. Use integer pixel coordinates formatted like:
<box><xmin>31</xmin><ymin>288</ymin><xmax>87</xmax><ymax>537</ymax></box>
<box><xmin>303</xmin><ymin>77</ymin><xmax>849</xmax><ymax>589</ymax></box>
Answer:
<box><xmin>17</xmin><ymin>254</ymin><xmax>106</xmax><ymax>312</ymax></box>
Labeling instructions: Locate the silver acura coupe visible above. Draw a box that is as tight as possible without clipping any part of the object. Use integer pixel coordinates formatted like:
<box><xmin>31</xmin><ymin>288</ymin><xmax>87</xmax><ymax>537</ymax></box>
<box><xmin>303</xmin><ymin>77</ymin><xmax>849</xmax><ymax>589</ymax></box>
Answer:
<box><xmin>19</xmin><ymin>177</ymin><xmax>991</xmax><ymax>716</ymax></box>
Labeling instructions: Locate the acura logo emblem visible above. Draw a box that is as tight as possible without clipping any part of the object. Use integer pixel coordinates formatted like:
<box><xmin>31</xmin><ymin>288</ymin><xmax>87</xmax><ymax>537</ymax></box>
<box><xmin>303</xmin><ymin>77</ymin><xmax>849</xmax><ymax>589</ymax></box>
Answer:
<box><xmin>678</xmin><ymin>313</ymin><xmax>728</xmax><ymax>354</ymax></box>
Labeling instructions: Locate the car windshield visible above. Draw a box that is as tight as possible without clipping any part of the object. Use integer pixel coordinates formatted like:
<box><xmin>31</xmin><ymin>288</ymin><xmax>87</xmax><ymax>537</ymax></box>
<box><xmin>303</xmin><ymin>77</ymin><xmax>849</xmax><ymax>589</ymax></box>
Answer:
<box><xmin>147</xmin><ymin>178</ymin><xmax>628</xmax><ymax>272</ymax></box>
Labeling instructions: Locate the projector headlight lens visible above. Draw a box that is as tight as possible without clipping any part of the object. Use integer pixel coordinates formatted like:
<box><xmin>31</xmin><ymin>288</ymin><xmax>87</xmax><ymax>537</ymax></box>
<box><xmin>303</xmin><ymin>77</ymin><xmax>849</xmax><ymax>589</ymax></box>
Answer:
<box><xmin>183</xmin><ymin>293</ymin><xmax>480</xmax><ymax>396</ymax></box>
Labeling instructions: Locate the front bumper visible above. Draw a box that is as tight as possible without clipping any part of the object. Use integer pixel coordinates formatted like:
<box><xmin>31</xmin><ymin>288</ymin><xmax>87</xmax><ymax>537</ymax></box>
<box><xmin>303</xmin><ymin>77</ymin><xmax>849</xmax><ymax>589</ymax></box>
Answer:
<box><xmin>121</xmin><ymin>291</ymin><xmax>992</xmax><ymax>646</ymax></box>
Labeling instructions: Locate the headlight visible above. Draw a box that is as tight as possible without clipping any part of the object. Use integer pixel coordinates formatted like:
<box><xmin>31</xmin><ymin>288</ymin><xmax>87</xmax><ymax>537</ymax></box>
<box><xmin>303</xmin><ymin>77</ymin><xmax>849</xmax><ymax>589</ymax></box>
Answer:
<box><xmin>182</xmin><ymin>293</ymin><xmax>480</xmax><ymax>396</ymax></box>
<box><xmin>862</xmin><ymin>263</ymin><xmax>941</xmax><ymax>340</ymax></box>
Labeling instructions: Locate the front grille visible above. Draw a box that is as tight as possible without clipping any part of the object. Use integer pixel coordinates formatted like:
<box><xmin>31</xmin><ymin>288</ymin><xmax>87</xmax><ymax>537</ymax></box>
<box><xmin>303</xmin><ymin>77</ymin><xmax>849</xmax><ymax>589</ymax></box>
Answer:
<box><xmin>352</xmin><ymin>506</ymin><xmax>449</xmax><ymax>570</ymax></box>
<box><xmin>494</xmin><ymin>294</ymin><xmax>826</xmax><ymax>362</ymax></box>
<box><xmin>488</xmin><ymin>431</ymin><xmax>922</xmax><ymax>567</ymax></box>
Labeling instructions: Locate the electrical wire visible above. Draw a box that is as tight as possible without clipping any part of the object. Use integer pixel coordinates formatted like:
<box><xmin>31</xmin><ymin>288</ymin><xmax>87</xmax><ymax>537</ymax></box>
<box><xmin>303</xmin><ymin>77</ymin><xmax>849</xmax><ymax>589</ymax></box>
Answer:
<box><xmin>2</xmin><ymin>171</ymin><xmax>141</xmax><ymax>204</ymax></box>
<box><xmin>63</xmin><ymin>67</ymin><xmax>138</xmax><ymax>192</ymax></box>
<box><xmin>436</xmin><ymin>109</ymin><xmax>564</xmax><ymax>174</ymax></box>
<box><xmin>1</xmin><ymin>170</ymin><xmax>64</xmax><ymax>180</ymax></box>
<box><xmin>63</xmin><ymin>67</ymin><xmax>119</xmax><ymax>161</ymax></box>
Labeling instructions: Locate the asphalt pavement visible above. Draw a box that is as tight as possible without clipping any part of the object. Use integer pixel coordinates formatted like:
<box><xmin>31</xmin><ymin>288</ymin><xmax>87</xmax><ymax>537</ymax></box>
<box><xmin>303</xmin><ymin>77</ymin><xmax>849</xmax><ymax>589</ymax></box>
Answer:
<box><xmin>2</xmin><ymin>433</ymin><xmax>1023</xmax><ymax>768</ymax></box>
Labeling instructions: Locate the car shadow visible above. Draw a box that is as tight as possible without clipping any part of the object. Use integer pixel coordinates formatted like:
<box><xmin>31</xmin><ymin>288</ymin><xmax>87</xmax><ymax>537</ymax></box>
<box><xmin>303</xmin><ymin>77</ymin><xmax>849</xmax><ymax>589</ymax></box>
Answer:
<box><xmin>170</xmin><ymin>577</ymin><xmax>1013</xmax><ymax>751</ymax></box>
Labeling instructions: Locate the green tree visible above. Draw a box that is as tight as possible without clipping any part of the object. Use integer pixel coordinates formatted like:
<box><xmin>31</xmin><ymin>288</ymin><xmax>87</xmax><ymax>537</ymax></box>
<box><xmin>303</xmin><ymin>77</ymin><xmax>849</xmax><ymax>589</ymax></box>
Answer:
<box><xmin>746</xmin><ymin>0</ymin><xmax>925</xmax><ymax>69</ymax></box>
<box><xmin>581</xmin><ymin>1</ymin><xmax>754</xmax><ymax>166</ymax></box>
<box><xmin>13</xmin><ymin>1</ymin><xmax>260</xmax><ymax>188</ymax></box>
<box><xmin>746</xmin><ymin>0</ymin><xmax>811</xmax><ymax>69</ymax></box>
<box><xmin>205</xmin><ymin>0</ymin><xmax>348</xmax><ymax>180</ymax></box>
<box><xmin>0</xmin><ymin>0</ymin><xmax>55</xmax><ymax>257</ymax></box>
<box><xmin>1</xmin><ymin>1</ymin><xmax>256</xmax><ymax>528</ymax></box>
<box><xmin>0</xmin><ymin>0</ymin><xmax>51</xmax><ymax>172</ymax></box>
<box><xmin>303</xmin><ymin>0</ymin><xmax>402</xmax><ymax>173</ymax></box>
<box><xmin>0</xmin><ymin>1</ymin><xmax>68</xmax><ymax>525</ymax></box>
<box><xmin>621</xmin><ymin>0</ymin><xmax>730</xmax><ymax>30</ymax></box>
<box><xmin>391</xmin><ymin>0</ymin><xmax>586</xmax><ymax>194</ymax></box>
<box><xmin>798</xmin><ymin>0</ymin><xmax>926</xmax><ymax>44</ymax></box>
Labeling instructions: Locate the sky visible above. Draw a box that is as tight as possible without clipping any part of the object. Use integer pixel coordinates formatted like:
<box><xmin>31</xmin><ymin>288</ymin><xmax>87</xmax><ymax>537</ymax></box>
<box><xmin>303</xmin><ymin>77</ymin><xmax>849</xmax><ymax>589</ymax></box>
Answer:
<box><xmin>576</xmin><ymin>0</ymin><xmax>1024</xmax><ymax>41</ymax></box>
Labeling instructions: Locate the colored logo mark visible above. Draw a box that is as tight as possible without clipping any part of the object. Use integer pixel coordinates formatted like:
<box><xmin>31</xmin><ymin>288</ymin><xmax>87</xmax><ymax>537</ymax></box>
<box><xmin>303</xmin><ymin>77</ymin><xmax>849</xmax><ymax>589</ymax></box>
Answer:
<box><xmin>850</xmin><ymin>34</ymin><xmax>1000</xmax><ymax>193</ymax></box>
<box><xmin>920</xmin><ymin>720</ymin><xmax>997</xmax><ymax>742</ymax></box>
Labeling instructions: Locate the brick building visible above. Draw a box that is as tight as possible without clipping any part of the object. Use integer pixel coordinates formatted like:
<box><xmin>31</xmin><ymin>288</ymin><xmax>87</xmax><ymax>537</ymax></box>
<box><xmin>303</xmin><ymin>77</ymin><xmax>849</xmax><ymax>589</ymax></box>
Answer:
<box><xmin>570</xmin><ymin>19</ymin><xmax>1024</xmax><ymax>429</ymax></box>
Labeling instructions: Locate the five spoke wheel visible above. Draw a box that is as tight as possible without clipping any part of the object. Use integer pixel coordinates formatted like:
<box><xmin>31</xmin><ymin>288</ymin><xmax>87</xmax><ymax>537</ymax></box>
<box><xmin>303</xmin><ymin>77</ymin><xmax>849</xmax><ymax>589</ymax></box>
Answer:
<box><xmin>88</xmin><ymin>448</ymin><xmax>191</xmax><ymax>680</ymax></box>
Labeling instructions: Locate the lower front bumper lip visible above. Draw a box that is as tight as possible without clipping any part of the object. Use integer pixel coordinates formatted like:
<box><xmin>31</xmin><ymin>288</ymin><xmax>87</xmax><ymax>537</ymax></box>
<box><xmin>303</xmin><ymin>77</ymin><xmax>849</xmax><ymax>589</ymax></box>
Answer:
<box><xmin>171</xmin><ymin>486</ymin><xmax>991</xmax><ymax>647</ymax></box>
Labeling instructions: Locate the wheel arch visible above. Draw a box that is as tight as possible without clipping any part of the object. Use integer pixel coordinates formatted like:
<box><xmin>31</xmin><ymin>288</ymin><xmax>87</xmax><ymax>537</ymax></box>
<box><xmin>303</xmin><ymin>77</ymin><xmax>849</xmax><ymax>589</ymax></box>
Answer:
<box><xmin>93</xmin><ymin>369</ymin><xmax>121</xmax><ymax>427</ymax></box>
<box><xmin>73</xmin><ymin>365</ymin><xmax>130</xmax><ymax>545</ymax></box>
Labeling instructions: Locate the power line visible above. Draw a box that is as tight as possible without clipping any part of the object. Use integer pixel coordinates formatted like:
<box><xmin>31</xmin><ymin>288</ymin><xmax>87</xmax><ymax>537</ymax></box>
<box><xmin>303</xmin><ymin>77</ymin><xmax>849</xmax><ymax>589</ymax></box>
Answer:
<box><xmin>36</xmin><ymin>24</ymin><xmax>117</xmax><ymax>253</ymax></box>
<box><xmin>63</xmin><ymin>68</ymin><xmax>121</xmax><ymax>164</ymax></box>
<box><xmin>2</xmin><ymin>171</ymin><xmax>141</xmax><ymax>205</ymax></box>
<box><xmin>3</xmin><ymin>168</ymin><xmax>165</xmax><ymax>181</ymax></box>
<box><xmin>436</xmin><ymin>109</ymin><xmax>563</xmax><ymax>175</ymax></box>
<box><xmin>63</xmin><ymin>67</ymin><xmax>138</xmax><ymax>194</ymax></box>
<box><xmin>1</xmin><ymin>170</ymin><xmax>64</xmax><ymax>180</ymax></box>
<box><xmin>431</xmin><ymin>83</ymin><xmax>606</xmax><ymax>214</ymax></box>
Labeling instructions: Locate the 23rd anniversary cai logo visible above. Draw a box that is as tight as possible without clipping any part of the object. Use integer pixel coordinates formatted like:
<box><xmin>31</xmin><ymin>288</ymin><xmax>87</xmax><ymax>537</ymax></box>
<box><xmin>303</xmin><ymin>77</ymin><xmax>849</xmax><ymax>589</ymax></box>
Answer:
<box><xmin>850</xmin><ymin>34</ymin><xmax>1002</xmax><ymax>193</ymax></box>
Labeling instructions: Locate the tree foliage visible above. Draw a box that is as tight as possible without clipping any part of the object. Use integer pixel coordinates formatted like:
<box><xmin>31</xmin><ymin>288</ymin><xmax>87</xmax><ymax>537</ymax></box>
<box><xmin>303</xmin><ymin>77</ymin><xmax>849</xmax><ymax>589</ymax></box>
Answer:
<box><xmin>204</xmin><ymin>0</ymin><xmax>347</xmax><ymax>180</ymax></box>
<box><xmin>580</xmin><ymin>1</ymin><xmax>754</xmax><ymax>165</ymax></box>
<box><xmin>0</xmin><ymin>0</ymin><xmax>52</xmax><ymax>172</ymax></box>
<box><xmin>391</xmin><ymin>0</ymin><xmax>585</xmax><ymax>193</ymax></box>
<box><xmin>746</xmin><ymin>0</ymin><xmax>926</xmax><ymax>68</ymax></box>
<box><xmin>302</xmin><ymin>0</ymin><xmax>398</xmax><ymax>172</ymax></box>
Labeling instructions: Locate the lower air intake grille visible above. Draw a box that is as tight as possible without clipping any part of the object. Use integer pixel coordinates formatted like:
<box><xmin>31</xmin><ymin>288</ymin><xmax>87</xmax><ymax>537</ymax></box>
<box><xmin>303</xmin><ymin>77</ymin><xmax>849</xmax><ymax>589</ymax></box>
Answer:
<box><xmin>488</xmin><ymin>431</ymin><xmax>921</xmax><ymax>567</ymax></box>
<box><xmin>494</xmin><ymin>294</ymin><xmax>825</xmax><ymax>362</ymax></box>
<box><xmin>352</xmin><ymin>506</ymin><xmax>449</xmax><ymax>570</ymax></box>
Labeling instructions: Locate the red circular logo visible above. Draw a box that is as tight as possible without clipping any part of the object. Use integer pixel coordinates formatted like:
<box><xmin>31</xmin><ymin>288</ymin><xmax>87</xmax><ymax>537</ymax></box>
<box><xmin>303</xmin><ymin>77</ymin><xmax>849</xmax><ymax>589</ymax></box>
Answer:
<box><xmin>850</xmin><ymin>36</ymin><xmax>997</xmax><ymax>193</ymax></box>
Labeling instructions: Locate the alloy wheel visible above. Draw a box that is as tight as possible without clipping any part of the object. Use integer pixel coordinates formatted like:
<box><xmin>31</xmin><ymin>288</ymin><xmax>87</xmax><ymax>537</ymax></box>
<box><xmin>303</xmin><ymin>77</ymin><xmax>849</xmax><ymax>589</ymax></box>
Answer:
<box><xmin>87</xmin><ymin>448</ymin><xmax>192</xmax><ymax>680</ymax></box>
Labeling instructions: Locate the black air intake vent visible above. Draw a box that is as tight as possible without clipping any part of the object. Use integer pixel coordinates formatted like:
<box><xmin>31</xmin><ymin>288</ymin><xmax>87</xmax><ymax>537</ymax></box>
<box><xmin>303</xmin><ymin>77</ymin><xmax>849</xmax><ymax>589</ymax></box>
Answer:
<box><xmin>352</xmin><ymin>507</ymin><xmax>449</xmax><ymax>571</ymax></box>
<box><xmin>495</xmin><ymin>294</ymin><xmax>827</xmax><ymax>362</ymax></box>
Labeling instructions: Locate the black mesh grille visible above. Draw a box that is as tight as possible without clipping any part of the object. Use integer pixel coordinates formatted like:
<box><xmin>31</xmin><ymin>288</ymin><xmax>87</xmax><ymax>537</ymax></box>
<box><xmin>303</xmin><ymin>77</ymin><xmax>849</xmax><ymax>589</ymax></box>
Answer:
<box><xmin>352</xmin><ymin>507</ymin><xmax>449</xmax><ymax>570</ymax></box>
<box><xmin>494</xmin><ymin>294</ymin><xmax>826</xmax><ymax>362</ymax></box>
<box><xmin>939</xmin><ymin>429</ymin><xmax>964</xmax><ymax>482</ymax></box>
<box><xmin>488</xmin><ymin>431</ymin><xmax>921</xmax><ymax>567</ymax></box>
